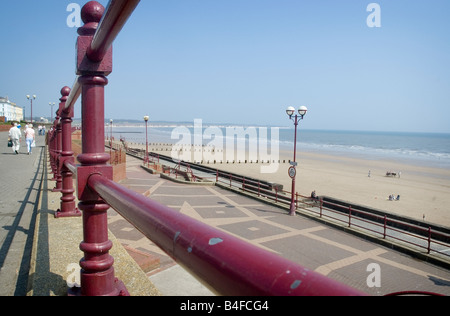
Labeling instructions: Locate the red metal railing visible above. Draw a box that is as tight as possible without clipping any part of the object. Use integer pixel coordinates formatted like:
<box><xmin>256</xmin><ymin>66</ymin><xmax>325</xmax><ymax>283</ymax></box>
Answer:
<box><xmin>208</xmin><ymin>168</ymin><xmax>450</xmax><ymax>260</ymax></box>
<box><xmin>108</xmin><ymin>143</ymin><xmax>450</xmax><ymax>261</ymax></box>
<box><xmin>139</xmin><ymin>149</ymin><xmax>450</xmax><ymax>261</ymax></box>
<box><xmin>46</xmin><ymin>0</ymin><xmax>368</xmax><ymax>296</ymax></box>
<box><xmin>88</xmin><ymin>173</ymin><xmax>364</xmax><ymax>296</ymax></box>
<box><xmin>313</xmin><ymin>199</ymin><xmax>450</xmax><ymax>259</ymax></box>
<box><xmin>209</xmin><ymin>167</ymin><xmax>450</xmax><ymax>260</ymax></box>
<box><xmin>105</xmin><ymin>142</ymin><xmax>126</xmax><ymax>165</ymax></box>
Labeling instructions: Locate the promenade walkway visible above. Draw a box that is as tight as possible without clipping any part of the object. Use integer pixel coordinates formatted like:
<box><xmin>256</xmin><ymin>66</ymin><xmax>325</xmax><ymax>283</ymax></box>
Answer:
<box><xmin>0</xmin><ymin>131</ymin><xmax>45</xmax><ymax>296</ymax></box>
<box><xmin>1</xmin><ymin>129</ymin><xmax>450</xmax><ymax>296</ymax></box>
<box><xmin>112</xmin><ymin>155</ymin><xmax>450</xmax><ymax>296</ymax></box>
<box><xmin>0</xmin><ymin>131</ymin><xmax>160</xmax><ymax>296</ymax></box>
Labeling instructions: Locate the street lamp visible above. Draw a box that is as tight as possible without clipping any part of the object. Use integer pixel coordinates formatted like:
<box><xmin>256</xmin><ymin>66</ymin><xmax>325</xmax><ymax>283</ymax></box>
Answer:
<box><xmin>144</xmin><ymin>116</ymin><xmax>149</xmax><ymax>164</ymax></box>
<box><xmin>110</xmin><ymin>119</ymin><xmax>113</xmax><ymax>141</ymax></box>
<box><xmin>49</xmin><ymin>102</ymin><xmax>55</xmax><ymax>121</ymax></box>
<box><xmin>26</xmin><ymin>95</ymin><xmax>36</xmax><ymax>124</ymax></box>
<box><xmin>286</xmin><ymin>105</ymin><xmax>308</xmax><ymax>216</ymax></box>
<box><xmin>109</xmin><ymin>119</ymin><xmax>113</xmax><ymax>161</ymax></box>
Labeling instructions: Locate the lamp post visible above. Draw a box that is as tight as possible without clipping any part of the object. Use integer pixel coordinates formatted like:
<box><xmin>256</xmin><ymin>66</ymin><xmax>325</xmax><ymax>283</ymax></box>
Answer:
<box><xmin>286</xmin><ymin>106</ymin><xmax>307</xmax><ymax>216</ymax></box>
<box><xmin>144</xmin><ymin>116</ymin><xmax>149</xmax><ymax>165</ymax></box>
<box><xmin>27</xmin><ymin>95</ymin><xmax>36</xmax><ymax>124</ymax></box>
<box><xmin>110</xmin><ymin>119</ymin><xmax>113</xmax><ymax>141</ymax></box>
<box><xmin>49</xmin><ymin>102</ymin><xmax>55</xmax><ymax>121</ymax></box>
<box><xmin>109</xmin><ymin>119</ymin><xmax>113</xmax><ymax>159</ymax></box>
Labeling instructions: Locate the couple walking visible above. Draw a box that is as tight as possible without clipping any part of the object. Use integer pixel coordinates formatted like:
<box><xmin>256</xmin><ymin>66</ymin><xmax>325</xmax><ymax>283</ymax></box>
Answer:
<box><xmin>8</xmin><ymin>122</ymin><xmax>36</xmax><ymax>155</ymax></box>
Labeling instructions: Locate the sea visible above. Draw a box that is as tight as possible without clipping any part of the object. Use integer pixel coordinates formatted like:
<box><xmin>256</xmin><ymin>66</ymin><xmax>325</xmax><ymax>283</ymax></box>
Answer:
<box><xmin>108</xmin><ymin>123</ymin><xmax>450</xmax><ymax>169</ymax></box>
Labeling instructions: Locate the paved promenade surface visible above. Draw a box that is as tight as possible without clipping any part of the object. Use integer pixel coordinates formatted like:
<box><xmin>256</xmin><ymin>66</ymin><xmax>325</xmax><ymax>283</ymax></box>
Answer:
<box><xmin>0</xmin><ymin>131</ymin><xmax>45</xmax><ymax>296</ymax></box>
<box><xmin>1</xmin><ymin>130</ymin><xmax>450</xmax><ymax>296</ymax></box>
<box><xmin>111</xmin><ymin>155</ymin><xmax>450</xmax><ymax>296</ymax></box>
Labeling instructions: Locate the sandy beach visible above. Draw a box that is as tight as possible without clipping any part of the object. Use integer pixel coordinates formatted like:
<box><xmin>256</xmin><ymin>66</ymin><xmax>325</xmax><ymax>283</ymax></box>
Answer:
<box><xmin>209</xmin><ymin>150</ymin><xmax>450</xmax><ymax>228</ymax></box>
<box><xmin>128</xmin><ymin>142</ymin><xmax>450</xmax><ymax>228</ymax></box>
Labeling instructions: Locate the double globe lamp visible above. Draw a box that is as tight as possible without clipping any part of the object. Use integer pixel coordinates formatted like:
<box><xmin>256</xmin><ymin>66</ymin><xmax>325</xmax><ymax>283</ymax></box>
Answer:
<box><xmin>285</xmin><ymin>105</ymin><xmax>307</xmax><ymax>216</ymax></box>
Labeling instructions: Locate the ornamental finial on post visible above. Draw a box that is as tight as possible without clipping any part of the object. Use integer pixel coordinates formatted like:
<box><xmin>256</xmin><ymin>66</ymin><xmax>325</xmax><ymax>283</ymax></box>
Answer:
<box><xmin>72</xmin><ymin>0</ymin><xmax>128</xmax><ymax>297</ymax></box>
<box><xmin>78</xmin><ymin>1</ymin><xmax>104</xmax><ymax>36</ymax></box>
<box><xmin>60</xmin><ymin>86</ymin><xmax>71</xmax><ymax>102</ymax></box>
<box><xmin>76</xmin><ymin>1</ymin><xmax>112</xmax><ymax>75</ymax></box>
<box><xmin>60</xmin><ymin>86</ymin><xmax>74</xmax><ymax>117</ymax></box>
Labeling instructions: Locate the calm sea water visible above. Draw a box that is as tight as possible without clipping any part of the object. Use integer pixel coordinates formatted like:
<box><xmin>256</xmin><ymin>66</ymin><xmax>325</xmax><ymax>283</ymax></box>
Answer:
<box><xmin>109</xmin><ymin>125</ymin><xmax>450</xmax><ymax>169</ymax></box>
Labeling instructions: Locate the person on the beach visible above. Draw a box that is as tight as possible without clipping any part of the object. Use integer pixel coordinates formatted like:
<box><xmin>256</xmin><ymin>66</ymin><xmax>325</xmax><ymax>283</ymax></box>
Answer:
<box><xmin>311</xmin><ymin>190</ymin><xmax>318</xmax><ymax>202</ymax></box>
<box><xmin>24</xmin><ymin>124</ymin><xmax>36</xmax><ymax>155</ymax></box>
<box><xmin>8</xmin><ymin>122</ymin><xmax>21</xmax><ymax>154</ymax></box>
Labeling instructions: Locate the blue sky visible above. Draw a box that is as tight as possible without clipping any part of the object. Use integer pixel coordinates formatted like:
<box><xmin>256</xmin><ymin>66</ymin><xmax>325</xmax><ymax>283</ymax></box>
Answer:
<box><xmin>1</xmin><ymin>0</ymin><xmax>449</xmax><ymax>133</ymax></box>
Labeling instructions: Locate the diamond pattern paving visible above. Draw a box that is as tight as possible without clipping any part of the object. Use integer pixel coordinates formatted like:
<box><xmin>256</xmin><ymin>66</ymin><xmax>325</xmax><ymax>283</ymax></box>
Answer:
<box><xmin>108</xmin><ymin>155</ymin><xmax>450</xmax><ymax>296</ymax></box>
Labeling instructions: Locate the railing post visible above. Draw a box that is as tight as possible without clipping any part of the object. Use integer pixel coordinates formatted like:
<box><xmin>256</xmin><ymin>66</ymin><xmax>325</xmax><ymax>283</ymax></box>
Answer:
<box><xmin>383</xmin><ymin>215</ymin><xmax>387</xmax><ymax>239</ymax></box>
<box><xmin>55</xmin><ymin>86</ymin><xmax>81</xmax><ymax>218</ymax></box>
<box><xmin>49</xmin><ymin>126</ymin><xmax>57</xmax><ymax>180</ymax></box>
<box><xmin>71</xmin><ymin>1</ymin><xmax>128</xmax><ymax>296</ymax></box>
<box><xmin>319</xmin><ymin>198</ymin><xmax>323</xmax><ymax>218</ymax></box>
<box><xmin>348</xmin><ymin>206</ymin><xmax>352</xmax><ymax>227</ymax></box>
<box><xmin>427</xmin><ymin>227</ymin><xmax>432</xmax><ymax>254</ymax></box>
<box><xmin>48</xmin><ymin>129</ymin><xmax>54</xmax><ymax>173</ymax></box>
<box><xmin>52</xmin><ymin>109</ymin><xmax>63</xmax><ymax>192</ymax></box>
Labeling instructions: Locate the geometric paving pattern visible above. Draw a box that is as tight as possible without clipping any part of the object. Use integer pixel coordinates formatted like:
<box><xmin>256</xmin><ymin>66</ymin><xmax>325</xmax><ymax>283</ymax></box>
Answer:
<box><xmin>108</xmin><ymin>156</ymin><xmax>450</xmax><ymax>296</ymax></box>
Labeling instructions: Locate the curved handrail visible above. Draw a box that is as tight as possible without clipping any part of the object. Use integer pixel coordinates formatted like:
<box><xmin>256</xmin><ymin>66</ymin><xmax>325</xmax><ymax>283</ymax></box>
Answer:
<box><xmin>88</xmin><ymin>173</ymin><xmax>367</xmax><ymax>296</ymax></box>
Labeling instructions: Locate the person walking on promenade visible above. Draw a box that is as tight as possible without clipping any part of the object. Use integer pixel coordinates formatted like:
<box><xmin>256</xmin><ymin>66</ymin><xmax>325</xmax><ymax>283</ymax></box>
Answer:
<box><xmin>24</xmin><ymin>124</ymin><xmax>36</xmax><ymax>155</ymax></box>
<box><xmin>8</xmin><ymin>122</ymin><xmax>22</xmax><ymax>154</ymax></box>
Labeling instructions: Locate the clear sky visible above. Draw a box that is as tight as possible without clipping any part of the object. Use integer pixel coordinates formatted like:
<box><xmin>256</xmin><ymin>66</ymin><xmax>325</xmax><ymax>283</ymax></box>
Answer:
<box><xmin>1</xmin><ymin>0</ymin><xmax>449</xmax><ymax>133</ymax></box>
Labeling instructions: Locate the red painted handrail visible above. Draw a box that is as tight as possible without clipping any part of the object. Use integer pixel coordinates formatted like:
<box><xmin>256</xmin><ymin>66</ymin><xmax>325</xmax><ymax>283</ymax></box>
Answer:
<box><xmin>88</xmin><ymin>173</ymin><xmax>366</xmax><ymax>296</ymax></box>
<box><xmin>65</xmin><ymin>77</ymin><xmax>81</xmax><ymax>111</ymax></box>
<box><xmin>51</xmin><ymin>0</ymin><xmax>368</xmax><ymax>296</ymax></box>
<box><xmin>88</xmin><ymin>0</ymin><xmax>140</xmax><ymax>62</ymax></box>
<box><xmin>65</xmin><ymin>0</ymin><xmax>140</xmax><ymax>111</ymax></box>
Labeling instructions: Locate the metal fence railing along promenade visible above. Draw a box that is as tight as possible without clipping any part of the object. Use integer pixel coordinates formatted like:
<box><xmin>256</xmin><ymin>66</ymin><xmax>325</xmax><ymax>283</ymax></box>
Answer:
<box><xmin>46</xmin><ymin>0</ymin><xmax>367</xmax><ymax>296</ymax></box>
<box><xmin>313</xmin><ymin>198</ymin><xmax>450</xmax><ymax>264</ymax></box>
<box><xmin>130</xmin><ymin>149</ymin><xmax>450</xmax><ymax>266</ymax></box>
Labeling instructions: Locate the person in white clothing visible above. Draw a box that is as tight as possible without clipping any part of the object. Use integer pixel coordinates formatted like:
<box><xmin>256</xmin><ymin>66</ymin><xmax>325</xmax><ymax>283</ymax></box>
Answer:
<box><xmin>8</xmin><ymin>122</ymin><xmax>22</xmax><ymax>154</ymax></box>
<box><xmin>25</xmin><ymin>124</ymin><xmax>36</xmax><ymax>155</ymax></box>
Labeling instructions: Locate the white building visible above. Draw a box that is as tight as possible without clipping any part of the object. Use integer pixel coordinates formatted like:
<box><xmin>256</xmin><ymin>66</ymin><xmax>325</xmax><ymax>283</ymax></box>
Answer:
<box><xmin>0</xmin><ymin>96</ymin><xmax>23</xmax><ymax>122</ymax></box>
